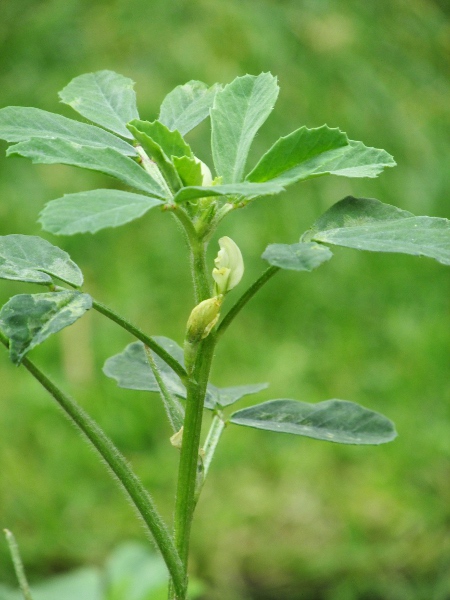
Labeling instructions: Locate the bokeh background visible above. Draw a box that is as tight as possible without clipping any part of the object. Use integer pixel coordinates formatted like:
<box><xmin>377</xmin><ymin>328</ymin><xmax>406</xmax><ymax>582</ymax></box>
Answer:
<box><xmin>0</xmin><ymin>1</ymin><xmax>449</xmax><ymax>598</ymax></box>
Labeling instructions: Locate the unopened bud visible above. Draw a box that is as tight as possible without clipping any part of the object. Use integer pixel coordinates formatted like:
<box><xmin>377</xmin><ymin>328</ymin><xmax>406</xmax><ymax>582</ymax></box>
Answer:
<box><xmin>186</xmin><ymin>296</ymin><xmax>222</xmax><ymax>344</ymax></box>
<box><xmin>212</xmin><ymin>236</ymin><xmax>244</xmax><ymax>295</ymax></box>
<box><xmin>170</xmin><ymin>427</ymin><xmax>183</xmax><ymax>449</ymax></box>
<box><xmin>195</xmin><ymin>158</ymin><xmax>213</xmax><ymax>186</ymax></box>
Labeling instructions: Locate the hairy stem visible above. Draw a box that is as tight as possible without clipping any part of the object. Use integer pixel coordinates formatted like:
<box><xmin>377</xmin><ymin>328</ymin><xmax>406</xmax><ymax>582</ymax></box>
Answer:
<box><xmin>217</xmin><ymin>265</ymin><xmax>280</xmax><ymax>338</ymax></box>
<box><xmin>4</xmin><ymin>529</ymin><xmax>33</xmax><ymax>600</ymax></box>
<box><xmin>0</xmin><ymin>332</ymin><xmax>185</xmax><ymax>598</ymax></box>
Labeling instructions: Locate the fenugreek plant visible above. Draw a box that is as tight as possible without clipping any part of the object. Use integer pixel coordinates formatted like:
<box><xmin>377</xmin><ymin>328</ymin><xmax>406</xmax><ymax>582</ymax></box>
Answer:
<box><xmin>0</xmin><ymin>71</ymin><xmax>449</xmax><ymax>599</ymax></box>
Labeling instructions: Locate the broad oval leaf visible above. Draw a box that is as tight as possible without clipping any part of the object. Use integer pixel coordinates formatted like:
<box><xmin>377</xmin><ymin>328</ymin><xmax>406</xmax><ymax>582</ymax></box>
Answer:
<box><xmin>205</xmin><ymin>383</ymin><xmax>268</xmax><ymax>410</ymax></box>
<box><xmin>0</xmin><ymin>106</ymin><xmax>136</xmax><ymax>156</ymax></box>
<box><xmin>7</xmin><ymin>139</ymin><xmax>169</xmax><ymax>199</ymax></box>
<box><xmin>262</xmin><ymin>242</ymin><xmax>332</xmax><ymax>271</ymax></box>
<box><xmin>248</xmin><ymin>134</ymin><xmax>395</xmax><ymax>186</ymax></box>
<box><xmin>230</xmin><ymin>399</ymin><xmax>397</xmax><ymax>445</ymax></box>
<box><xmin>104</xmin><ymin>337</ymin><xmax>263</xmax><ymax>410</ymax></box>
<box><xmin>159</xmin><ymin>81</ymin><xmax>220</xmax><ymax>136</ymax></box>
<box><xmin>211</xmin><ymin>73</ymin><xmax>279</xmax><ymax>183</ymax></box>
<box><xmin>0</xmin><ymin>234</ymin><xmax>83</xmax><ymax>286</ymax></box>
<box><xmin>306</xmin><ymin>196</ymin><xmax>450</xmax><ymax>265</ymax></box>
<box><xmin>174</xmin><ymin>181</ymin><xmax>284</xmax><ymax>204</ymax></box>
<box><xmin>103</xmin><ymin>338</ymin><xmax>186</xmax><ymax>397</ymax></box>
<box><xmin>0</xmin><ymin>291</ymin><xmax>92</xmax><ymax>364</ymax></box>
<box><xmin>247</xmin><ymin>125</ymin><xmax>348</xmax><ymax>183</ymax></box>
<box><xmin>40</xmin><ymin>190</ymin><xmax>164</xmax><ymax>235</ymax></box>
<box><xmin>59</xmin><ymin>70</ymin><xmax>140</xmax><ymax>139</ymax></box>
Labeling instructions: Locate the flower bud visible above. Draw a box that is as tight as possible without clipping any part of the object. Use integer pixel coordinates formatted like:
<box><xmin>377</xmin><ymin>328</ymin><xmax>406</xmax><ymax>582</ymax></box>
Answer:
<box><xmin>212</xmin><ymin>236</ymin><xmax>244</xmax><ymax>295</ymax></box>
<box><xmin>185</xmin><ymin>296</ymin><xmax>222</xmax><ymax>344</ymax></box>
<box><xmin>195</xmin><ymin>158</ymin><xmax>213</xmax><ymax>186</ymax></box>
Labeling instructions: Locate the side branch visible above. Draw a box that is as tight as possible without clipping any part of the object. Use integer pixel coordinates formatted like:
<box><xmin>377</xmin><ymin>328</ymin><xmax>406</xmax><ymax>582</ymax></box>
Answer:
<box><xmin>0</xmin><ymin>332</ymin><xmax>185</xmax><ymax>598</ymax></box>
<box><xmin>216</xmin><ymin>265</ymin><xmax>280</xmax><ymax>337</ymax></box>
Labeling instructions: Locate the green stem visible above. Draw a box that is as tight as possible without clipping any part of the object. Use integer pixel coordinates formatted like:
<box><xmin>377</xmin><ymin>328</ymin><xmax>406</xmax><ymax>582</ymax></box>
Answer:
<box><xmin>217</xmin><ymin>265</ymin><xmax>280</xmax><ymax>338</ymax></box>
<box><xmin>4</xmin><ymin>529</ymin><xmax>33</xmax><ymax>600</ymax></box>
<box><xmin>91</xmin><ymin>298</ymin><xmax>188</xmax><ymax>385</ymax></box>
<box><xmin>144</xmin><ymin>345</ymin><xmax>185</xmax><ymax>433</ymax></box>
<box><xmin>173</xmin><ymin>335</ymin><xmax>216</xmax><ymax>590</ymax></box>
<box><xmin>0</xmin><ymin>332</ymin><xmax>185</xmax><ymax>598</ymax></box>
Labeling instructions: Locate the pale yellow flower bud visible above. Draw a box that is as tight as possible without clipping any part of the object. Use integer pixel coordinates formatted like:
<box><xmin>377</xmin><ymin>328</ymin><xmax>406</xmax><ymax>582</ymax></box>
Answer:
<box><xmin>212</xmin><ymin>236</ymin><xmax>244</xmax><ymax>295</ymax></box>
<box><xmin>195</xmin><ymin>158</ymin><xmax>213</xmax><ymax>186</ymax></box>
<box><xmin>185</xmin><ymin>296</ymin><xmax>222</xmax><ymax>344</ymax></box>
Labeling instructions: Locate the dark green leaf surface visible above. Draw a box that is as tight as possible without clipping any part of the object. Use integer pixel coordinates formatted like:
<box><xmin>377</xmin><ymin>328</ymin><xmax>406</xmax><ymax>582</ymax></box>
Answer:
<box><xmin>249</xmin><ymin>138</ymin><xmax>395</xmax><ymax>186</ymax></box>
<box><xmin>59</xmin><ymin>70</ymin><xmax>140</xmax><ymax>139</ymax></box>
<box><xmin>262</xmin><ymin>242</ymin><xmax>333</xmax><ymax>271</ymax></box>
<box><xmin>0</xmin><ymin>291</ymin><xmax>92</xmax><ymax>364</ymax></box>
<box><xmin>158</xmin><ymin>81</ymin><xmax>220</xmax><ymax>135</ymax></box>
<box><xmin>0</xmin><ymin>106</ymin><xmax>136</xmax><ymax>156</ymax></box>
<box><xmin>0</xmin><ymin>234</ymin><xmax>83</xmax><ymax>286</ymax></box>
<box><xmin>104</xmin><ymin>337</ymin><xmax>264</xmax><ymax>410</ymax></box>
<box><xmin>211</xmin><ymin>73</ymin><xmax>279</xmax><ymax>183</ymax></box>
<box><xmin>7</xmin><ymin>139</ymin><xmax>169</xmax><ymax>199</ymax></box>
<box><xmin>230</xmin><ymin>399</ymin><xmax>397</xmax><ymax>445</ymax></box>
<box><xmin>40</xmin><ymin>190</ymin><xmax>164</xmax><ymax>235</ymax></box>
<box><xmin>103</xmin><ymin>338</ymin><xmax>187</xmax><ymax>398</ymax></box>
<box><xmin>174</xmin><ymin>181</ymin><xmax>284</xmax><ymax>203</ymax></box>
<box><xmin>247</xmin><ymin>125</ymin><xmax>348</xmax><ymax>182</ymax></box>
<box><xmin>173</xmin><ymin>155</ymin><xmax>203</xmax><ymax>187</ymax></box>
<box><xmin>127</xmin><ymin>121</ymin><xmax>184</xmax><ymax>192</ymax></box>
<box><xmin>307</xmin><ymin>196</ymin><xmax>450</xmax><ymax>265</ymax></box>
<box><xmin>204</xmin><ymin>383</ymin><xmax>268</xmax><ymax>409</ymax></box>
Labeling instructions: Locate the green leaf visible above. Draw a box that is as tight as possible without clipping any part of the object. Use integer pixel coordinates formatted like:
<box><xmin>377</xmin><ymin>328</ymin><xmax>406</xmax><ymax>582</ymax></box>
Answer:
<box><xmin>127</xmin><ymin>120</ymin><xmax>186</xmax><ymax>192</ymax></box>
<box><xmin>174</xmin><ymin>181</ymin><xmax>284</xmax><ymax>204</ymax></box>
<box><xmin>128</xmin><ymin>119</ymin><xmax>192</xmax><ymax>159</ymax></box>
<box><xmin>28</xmin><ymin>568</ymin><xmax>102</xmax><ymax>600</ymax></box>
<box><xmin>104</xmin><ymin>337</ymin><xmax>259</xmax><ymax>410</ymax></box>
<box><xmin>305</xmin><ymin>196</ymin><xmax>450</xmax><ymax>265</ymax></box>
<box><xmin>205</xmin><ymin>383</ymin><xmax>268</xmax><ymax>409</ymax></box>
<box><xmin>59</xmin><ymin>70</ymin><xmax>140</xmax><ymax>139</ymax></box>
<box><xmin>262</xmin><ymin>242</ymin><xmax>333</xmax><ymax>271</ymax></box>
<box><xmin>7</xmin><ymin>138</ymin><xmax>169</xmax><ymax>199</ymax></box>
<box><xmin>0</xmin><ymin>106</ymin><xmax>136</xmax><ymax>156</ymax></box>
<box><xmin>230</xmin><ymin>399</ymin><xmax>397</xmax><ymax>445</ymax></box>
<box><xmin>173</xmin><ymin>155</ymin><xmax>203</xmax><ymax>187</ymax></box>
<box><xmin>248</xmin><ymin>136</ymin><xmax>395</xmax><ymax>186</ymax></box>
<box><xmin>211</xmin><ymin>73</ymin><xmax>279</xmax><ymax>183</ymax></box>
<box><xmin>40</xmin><ymin>190</ymin><xmax>164</xmax><ymax>235</ymax></box>
<box><xmin>0</xmin><ymin>291</ymin><xmax>92</xmax><ymax>364</ymax></box>
<box><xmin>103</xmin><ymin>338</ymin><xmax>186</xmax><ymax>398</ymax></box>
<box><xmin>247</xmin><ymin>125</ymin><xmax>348</xmax><ymax>182</ymax></box>
<box><xmin>159</xmin><ymin>81</ymin><xmax>220</xmax><ymax>136</ymax></box>
<box><xmin>0</xmin><ymin>234</ymin><xmax>83</xmax><ymax>286</ymax></box>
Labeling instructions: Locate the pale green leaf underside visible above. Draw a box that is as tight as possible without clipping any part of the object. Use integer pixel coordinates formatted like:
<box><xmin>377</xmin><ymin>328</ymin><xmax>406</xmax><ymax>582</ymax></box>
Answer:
<box><xmin>230</xmin><ymin>399</ymin><xmax>397</xmax><ymax>445</ymax></box>
<box><xmin>174</xmin><ymin>181</ymin><xmax>284</xmax><ymax>203</ymax></box>
<box><xmin>307</xmin><ymin>196</ymin><xmax>450</xmax><ymax>265</ymax></box>
<box><xmin>262</xmin><ymin>242</ymin><xmax>333</xmax><ymax>271</ymax></box>
<box><xmin>159</xmin><ymin>81</ymin><xmax>220</xmax><ymax>136</ymax></box>
<box><xmin>7</xmin><ymin>138</ymin><xmax>169</xmax><ymax>199</ymax></box>
<box><xmin>211</xmin><ymin>73</ymin><xmax>279</xmax><ymax>183</ymax></box>
<box><xmin>247</xmin><ymin>125</ymin><xmax>348</xmax><ymax>182</ymax></box>
<box><xmin>0</xmin><ymin>291</ymin><xmax>92</xmax><ymax>364</ymax></box>
<box><xmin>103</xmin><ymin>339</ymin><xmax>266</xmax><ymax>410</ymax></box>
<box><xmin>0</xmin><ymin>106</ymin><xmax>136</xmax><ymax>156</ymax></box>
<box><xmin>249</xmin><ymin>139</ymin><xmax>395</xmax><ymax>186</ymax></box>
<box><xmin>59</xmin><ymin>70</ymin><xmax>140</xmax><ymax>139</ymax></box>
<box><xmin>40</xmin><ymin>190</ymin><xmax>164</xmax><ymax>235</ymax></box>
<box><xmin>0</xmin><ymin>234</ymin><xmax>83</xmax><ymax>286</ymax></box>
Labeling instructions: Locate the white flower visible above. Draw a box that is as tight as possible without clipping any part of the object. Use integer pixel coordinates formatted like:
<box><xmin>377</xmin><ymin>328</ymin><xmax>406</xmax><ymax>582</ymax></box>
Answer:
<box><xmin>212</xmin><ymin>236</ymin><xmax>244</xmax><ymax>295</ymax></box>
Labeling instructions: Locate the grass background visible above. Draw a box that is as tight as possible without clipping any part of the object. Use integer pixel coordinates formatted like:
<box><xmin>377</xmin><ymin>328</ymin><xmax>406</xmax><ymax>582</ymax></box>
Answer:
<box><xmin>0</xmin><ymin>1</ymin><xmax>449</xmax><ymax>598</ymax></box>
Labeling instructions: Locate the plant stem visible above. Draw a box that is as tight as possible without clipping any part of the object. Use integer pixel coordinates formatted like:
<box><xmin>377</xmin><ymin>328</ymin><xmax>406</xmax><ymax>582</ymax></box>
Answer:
<box><xmin>217</xmin><ymin>265</ymin><xmax>280</xmax><ymax>338</ymax></box>
<box><xmin>3</xmin><ymin>529</ymin><xmax>33</xmax><ymax>600</ymax></box>
<box><xmin>90</xmin><ymin>298</ymin><xmax>189</xmax><ymax>385</ymax></box>
<box><xmin>0</xmin><ymin>332</ymin><xmax>185</xmax><ymax>598</ymax></box>
<box><xmin>172</xmin><ymin>334</ymin><xmax>216</xmax><ymax>597</ymax></box>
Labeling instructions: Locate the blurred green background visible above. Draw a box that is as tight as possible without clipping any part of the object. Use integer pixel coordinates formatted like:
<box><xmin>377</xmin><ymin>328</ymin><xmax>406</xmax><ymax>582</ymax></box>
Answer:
<box><xmin>0</xmin><ymin>1</ymin><xmax>449</xmax><ymax>598</ymax></box>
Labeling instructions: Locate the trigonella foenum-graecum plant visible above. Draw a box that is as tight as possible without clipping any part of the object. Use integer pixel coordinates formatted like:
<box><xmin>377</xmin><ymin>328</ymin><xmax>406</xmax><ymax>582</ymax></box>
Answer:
<box><xmin>0</xmin><ymin>70</ymin><xmax>449</xmax><ymax>599</ymax></box>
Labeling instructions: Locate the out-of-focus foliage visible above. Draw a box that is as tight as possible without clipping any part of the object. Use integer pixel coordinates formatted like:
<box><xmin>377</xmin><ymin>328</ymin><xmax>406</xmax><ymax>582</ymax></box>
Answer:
<box><xmin>0</xmin><ymin>1</ymin><xmax>449</xmax><ymax>599</ymax></box>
